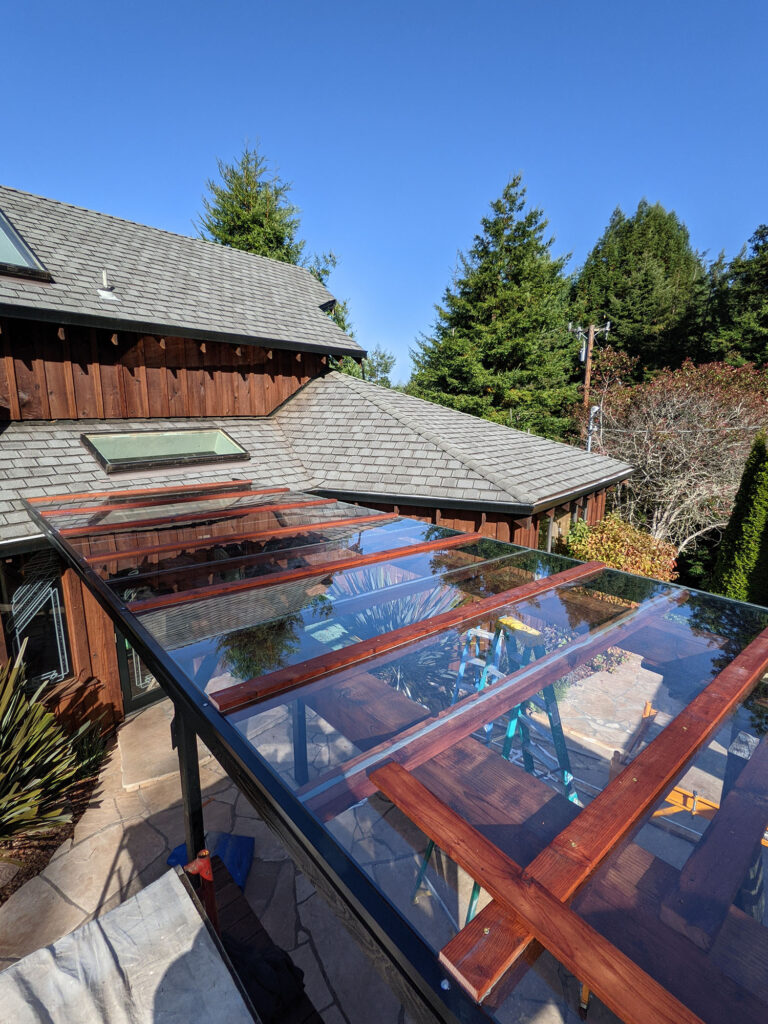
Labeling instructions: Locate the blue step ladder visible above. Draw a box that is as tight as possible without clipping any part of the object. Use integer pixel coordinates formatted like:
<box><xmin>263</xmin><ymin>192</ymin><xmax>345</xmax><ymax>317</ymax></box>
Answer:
<box><xmin>412</xmin><ymin>615</ymin><xmax>580</xmax><ymax>925</ymax></box>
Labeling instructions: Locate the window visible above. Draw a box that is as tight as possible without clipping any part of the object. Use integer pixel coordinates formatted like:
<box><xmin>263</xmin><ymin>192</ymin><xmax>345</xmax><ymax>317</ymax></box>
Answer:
<box><xmin>0</xmin><ymin>549</ymin><xmax>71</xmax><ymax>686</ymax></box>
<box><xmin>81</xmin><ymin>428</ymin><xmax>250</xmax><ymax>474</ymax></box>
<box><xmin>0</xmin><ymin>209</ymin><xmax>52</xmax><ymax>281</ymax></box>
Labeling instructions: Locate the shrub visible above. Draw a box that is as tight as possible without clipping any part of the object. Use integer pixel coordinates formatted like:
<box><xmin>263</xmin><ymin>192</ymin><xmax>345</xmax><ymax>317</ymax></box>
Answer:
<box><xmin>0</xmin><ymin>643</ymin><xmax>82</xmax><ymax>840</ymax></box>
<box><xmin>566</xmin><ymin>514</ymin><xmax>678</xmax><ymax>582</ymax></box>
<box><xmin>709</xmin><ymin>432</ymin><xmax>768</xmax><ymax>604</ymax></box>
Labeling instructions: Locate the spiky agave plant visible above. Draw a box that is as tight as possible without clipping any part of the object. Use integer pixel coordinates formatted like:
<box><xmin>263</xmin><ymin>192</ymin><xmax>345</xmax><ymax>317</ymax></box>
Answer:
<box><xmin>0</xmin><ymin>642</ymin><xmax>81</xmax><ymax>840</ymax></box>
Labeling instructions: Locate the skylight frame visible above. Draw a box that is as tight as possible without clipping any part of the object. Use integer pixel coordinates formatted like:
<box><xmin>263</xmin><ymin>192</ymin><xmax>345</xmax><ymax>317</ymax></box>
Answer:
<box><xmin>80</xmin><ymin>426</ymin><xmax>250</xmax><ymax>474</ymax></box>
<box><xmin>0</xmin><ymin>209</ymin><xmax>52</xmax><ymax>282</ymax></box>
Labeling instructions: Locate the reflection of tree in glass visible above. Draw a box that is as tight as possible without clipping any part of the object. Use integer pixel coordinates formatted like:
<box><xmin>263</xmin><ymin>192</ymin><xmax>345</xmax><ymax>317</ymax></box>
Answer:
<box><xmin>217</xmin><ymin>595</ymin><xmax>333</xmax><ymax>679</ymax></box>
<box><xmin>217</xmin><ymin>613</ymin><xmax>304</xmax><ymax>679</ymax></box>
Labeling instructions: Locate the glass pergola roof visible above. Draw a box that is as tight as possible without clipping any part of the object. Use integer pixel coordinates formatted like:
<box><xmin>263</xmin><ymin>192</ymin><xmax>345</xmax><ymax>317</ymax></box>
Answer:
<box><xmin>27</xmin><ymin>481</ymin><xmax>768</xmax><ymax>1024</ymax></box>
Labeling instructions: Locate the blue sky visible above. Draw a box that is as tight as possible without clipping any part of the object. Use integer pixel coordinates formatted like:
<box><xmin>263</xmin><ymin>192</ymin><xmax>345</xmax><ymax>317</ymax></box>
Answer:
<box><xmin>3</xmin><ymin>2</ymin><xmax>766</xmax><ymax>382</ymax></box>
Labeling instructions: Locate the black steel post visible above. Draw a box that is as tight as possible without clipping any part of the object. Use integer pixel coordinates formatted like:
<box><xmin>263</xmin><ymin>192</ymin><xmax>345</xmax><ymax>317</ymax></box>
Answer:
<box><xmin>173</xmin><ymin>708</ymin><xmax>205</xmax><ymax>861</ymax></box>
<box><xmin>292</xmin><ymin>697</ymin><xmax>309</xmax><ymax>786</ymax></box>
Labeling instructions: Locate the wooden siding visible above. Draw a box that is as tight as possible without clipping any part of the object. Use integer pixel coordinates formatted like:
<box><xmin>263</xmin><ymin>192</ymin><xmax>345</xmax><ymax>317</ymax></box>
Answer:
<box><xmin>0</xmin><ymin>317</ymin><xmax>325</xmax><ymax>420</ymax></box>
<box><xmin>349</xmin><ymin>491</ymin><xmax>608</xmax><ymax>550</ymax></box>
<box><xmin>38</xmin><ymin>567</ymin><xmax>122</xmax><ymax>731</ymax></box>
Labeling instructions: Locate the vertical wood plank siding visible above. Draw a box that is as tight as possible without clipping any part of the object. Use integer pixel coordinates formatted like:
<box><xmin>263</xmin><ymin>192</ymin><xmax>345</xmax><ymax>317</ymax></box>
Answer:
<box><xmin>0</xmin><ymin>318</ymin><xmax>325</xmax><ymax>420</ymax></box>
<box><xmin>347</xmin><ymin>499</ymin><xmax>608</xmax><ymax>549</ymax></box>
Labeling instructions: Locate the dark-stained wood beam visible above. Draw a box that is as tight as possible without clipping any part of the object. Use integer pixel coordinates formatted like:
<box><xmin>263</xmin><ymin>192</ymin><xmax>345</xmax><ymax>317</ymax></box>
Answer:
<box><xmin>439</xmin><ymin>624</ymin><xmax>768</xmax><ymax>1002</ymax></box>
<box><xmin>83</xmin><ymin>512</ymin><xmax>400</xmax><ymax>567</ymax></box>
<box><xmin>59</xmin><ymin>497</ymin><xmax>336</xmax><ymax>538</ymax></box>
<box><xmin>126</xmin><ymin>530</ymin><xmax>484</xmax><ymax>613</ymax></box>
<box><xmin>370</xmin><ymin>763</ymin><xmax>702</xmax><ymax>1024</ymax></box>
<box><xmin>28</xmin><ymin>478</ymin><xmax>260</xmax><ymax>506</ymax></box>
<box><xmin>212</xmin><ymin>561</ymin><xmax>605</xmax><ymax>714</ymax></box>
<box><xmin>105</xmin><ymin>520</ymin><xmax>426</xmax><ymax>593</ymax></box>
<box><xmin>40</xmin><ymin>485</ymin><xmax>285</xmax><ymax>518</ymax></box>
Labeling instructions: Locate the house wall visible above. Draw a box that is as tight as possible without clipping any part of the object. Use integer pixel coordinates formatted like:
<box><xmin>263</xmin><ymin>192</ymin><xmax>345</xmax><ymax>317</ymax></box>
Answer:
<box><xmin>353</xmin><ymin>490</ymin><xmax>608</xmax><ymax>551</ymax></box>
<box><xmin>0</xmin><ymin>317</ymin><xmax>325</xmax><ymax>421</ymax></box>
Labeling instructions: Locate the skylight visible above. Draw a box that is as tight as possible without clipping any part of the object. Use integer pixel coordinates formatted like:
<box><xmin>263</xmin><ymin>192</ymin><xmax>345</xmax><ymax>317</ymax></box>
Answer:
<box><xmin>0</xmin><ymin>209</ymin><xmax>52</xmax><ymax>281</ymax></box>
<box><xmin>81</xmin><ymin>428</ymin><xmax>250</xmax><ymax>474</ymax></box>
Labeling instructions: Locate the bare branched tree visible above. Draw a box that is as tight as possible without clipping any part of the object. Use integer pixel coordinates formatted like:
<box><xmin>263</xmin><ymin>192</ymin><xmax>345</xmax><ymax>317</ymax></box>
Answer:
<box><xmin>593</xmin><ymin>361</ymin><xmax>768</xmax><ymax>553</ymax></box>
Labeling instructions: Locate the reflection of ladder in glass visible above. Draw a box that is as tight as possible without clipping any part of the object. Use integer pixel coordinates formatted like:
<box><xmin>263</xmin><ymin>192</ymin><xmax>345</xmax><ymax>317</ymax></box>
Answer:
<box><xmin>9</xmin><ymin>551</ymin><xmax>69</xmax><ymax>682</ymax></box>
<box><xmin>412</xmin><ymin>615</ymin><xmax>578</xmax><ymax>924</ymax></box>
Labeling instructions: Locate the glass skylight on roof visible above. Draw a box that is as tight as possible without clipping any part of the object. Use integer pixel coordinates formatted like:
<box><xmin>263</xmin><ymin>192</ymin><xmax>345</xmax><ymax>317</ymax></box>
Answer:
<box><xmin>81</xmin><ymin>428</ymin><xmax>249</xmax><ymax>473</ymax></box>
<box><xmin>0</xmin><ymin>209</ymin><xmax>51</xmax><ymax>281</ymax></box>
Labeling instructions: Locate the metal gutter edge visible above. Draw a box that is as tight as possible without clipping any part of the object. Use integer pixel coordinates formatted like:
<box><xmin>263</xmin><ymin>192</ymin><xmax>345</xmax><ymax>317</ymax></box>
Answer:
<box><xmin>313</xmin><ymin>470</ymin><xmax>634</xmax><ymax>519</ymax></box>
<box><xmin>0</xmin><ymin>532</ymin><xmax>48</xmax><ymax>555</ymax></box>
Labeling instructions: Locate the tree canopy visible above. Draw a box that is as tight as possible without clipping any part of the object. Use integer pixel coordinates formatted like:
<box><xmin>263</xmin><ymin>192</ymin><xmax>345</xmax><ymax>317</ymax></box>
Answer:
<box><xmin>571</xmin><ymin>200</ymin><xmax>706</xmax><ymax>373</ymax></box>
<box><xmin>333</xmin><ymin>345</ymin><xmax>396</xmax><ymax>387</ymax></box>
<box><xmin>713</xmin><ymin>226</ymin><xmax>768</xmax><ymax>365</ymax></box>
<box><xmin>198</xmin><ymin>146</ymin><xmax>305</xmax><ymax>264</ymax></box>
<box><xmin>408</xmin><ymin>175</ymin><xmax>578</xmax><ymax>439</ymax></box>
<box><xmin>592</xmin><ymin>361</ymin><xmax>768</xmax><ymax>553</ymax></box>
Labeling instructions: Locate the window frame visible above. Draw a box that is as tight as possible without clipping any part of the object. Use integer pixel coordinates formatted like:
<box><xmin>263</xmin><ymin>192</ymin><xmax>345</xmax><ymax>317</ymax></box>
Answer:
<box><xmin>0</xmin><ymin>209</ymin><xmax>53</xmax><ymax>282</ymax></box>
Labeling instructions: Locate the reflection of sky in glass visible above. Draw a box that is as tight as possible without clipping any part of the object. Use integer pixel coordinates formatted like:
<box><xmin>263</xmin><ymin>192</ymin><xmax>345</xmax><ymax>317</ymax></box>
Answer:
<box><xmin>38</xmin><ymin>495</ymin><xmax>768</xmax><ymax>1024</ymax></box>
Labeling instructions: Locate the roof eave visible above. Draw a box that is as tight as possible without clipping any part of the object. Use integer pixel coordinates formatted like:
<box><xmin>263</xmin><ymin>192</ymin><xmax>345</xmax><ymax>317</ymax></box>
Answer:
<box><xmin>313</xmin><ymin>470</ymin><xmax>633</xmax><ymax>519</ymax></box>
<box><xmin>0</xmin><ymin>303</ymin><xmax>367</xmax><ymax>359</ymax></box>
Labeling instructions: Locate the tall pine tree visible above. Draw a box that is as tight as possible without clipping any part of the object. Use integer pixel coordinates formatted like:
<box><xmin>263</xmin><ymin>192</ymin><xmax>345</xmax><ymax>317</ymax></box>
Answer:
<box><xmin>198</xmin><ymin>144</ymin><xmax>361</xmax><ymax>337</ymax></box>
<box><xmin>408</xmin><ymin>175</ymin><xmax>577</xmax><ymax>439</ymax></box>
<box><xmin>572</xmin><ymin>200</ymin><xmax>706</xmax><ymax>373</ymax></box>
<box><xmin>716</xmin><ymin>226</ymin><xmax>768</xmax><ymax>365</ymax></box>
<box><xmin>709</xmin><ymin>432</ymin><xmax>768</xmax><ymax>604</ymax></box>
<box><xmin>198</xmin><ymin>146</ymin><xmax>305</xmax><ymax>264</ymax></box>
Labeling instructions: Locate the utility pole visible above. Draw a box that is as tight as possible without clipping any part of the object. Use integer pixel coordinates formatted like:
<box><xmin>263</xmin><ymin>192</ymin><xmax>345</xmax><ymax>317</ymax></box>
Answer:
<box><xmin>568</xmin><ymin>320</ymin><xmax>611</xmax><ymax>408</ymax></box>
<box><xmin>583</xmin><ymin>324</ymin><xmax>595</xmax><ymax>408</ymax></box>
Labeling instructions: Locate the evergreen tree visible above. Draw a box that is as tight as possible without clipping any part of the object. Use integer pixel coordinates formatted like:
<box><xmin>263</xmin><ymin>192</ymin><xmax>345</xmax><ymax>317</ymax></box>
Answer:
<box><xmin>198</xmin><ymin>146</ymin><xmax>305</xmax><ymax>263</ymax></box>
<box><xmin>709</xmin><ymin>432</ymin><xmax>768</xmax><ymax>604</ymax></box>
<box><xmin>716</xmin><ymin>226</ymin><xmax>768</xmax><ymax>364</ymax></box>
<box><xmin>198</xmin><ymin>144</ymin><xmax>354</xmax><ymax>333</ymax></box>
<box><xmin>408</xmin><ymin>175</ymin><xmax>577</xmax><ymax>439</ymax></box>
<box><xmin>333</xmin><ymin>345</ymin><xmax>396</xmax><ymax>387</ymax></box>
<box><xmin>572</xmin><ymin>200</ymin><xmax>707</xmax><ymax>373</ymax></box>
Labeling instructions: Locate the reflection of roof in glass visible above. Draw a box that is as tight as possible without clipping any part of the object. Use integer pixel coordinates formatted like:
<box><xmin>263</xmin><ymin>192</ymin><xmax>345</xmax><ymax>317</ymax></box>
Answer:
<box><xmin>0</xmin><ymin>208</ymin><xmax>51</xmax><ymax>281</ymax></box>
<box><xmin>26</xmin><ymin>482</ymin><xmax>768</xmax><ymax>1024</ymax></box>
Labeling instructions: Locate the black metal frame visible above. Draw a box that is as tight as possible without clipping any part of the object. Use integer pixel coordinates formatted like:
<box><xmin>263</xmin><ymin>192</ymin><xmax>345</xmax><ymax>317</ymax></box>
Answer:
<box><xmin>27</xmin><ymin>499</ymin><xmax>484</xmax><ymax>1024</ymax></box>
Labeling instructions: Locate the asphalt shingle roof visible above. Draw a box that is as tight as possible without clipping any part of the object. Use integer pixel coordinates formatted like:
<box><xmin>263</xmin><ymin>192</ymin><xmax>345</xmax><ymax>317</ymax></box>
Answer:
<box><xmin>0</xmin><ymin>418</ymin><xmax>317</xmax><ymax>544</ymax></box>
<box><xmin>0</xmin><ymin>375</ymin><xmax>633</xmax><ymax>544</ymax></box>
<box><xmin>276</xmin><ymin>372</ymin><xmax>633</xmax><ymax>511</ymax></box>
<box><xmin>0</xmin><ymin>186</ymin><xmax>362</xmax><ymax>357</ymax></box>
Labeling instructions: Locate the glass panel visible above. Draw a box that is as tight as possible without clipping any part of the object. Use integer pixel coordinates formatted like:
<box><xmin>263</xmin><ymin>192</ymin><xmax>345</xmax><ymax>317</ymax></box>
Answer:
<box><xmin>0</xmin><ymin>210</ymin><xmax>47</xmax><ymax>274</ymax></box>
<box><xmin>138</xmin><ymin>545</ymin><xmax>578</xmax><ymax>693</ymax></box>
<box><xmin>108</xmin><ymin>520</ymin><xmax>467</xmax><ymax>601</ymax></box>
<box><xmin>118</xmin><ymin>635</ymin><xmax>161</xmax><ymax>710</ymax></box>
<box><xmin>568</xmin><ymin>683</ymin><xmax>768</xmax><ymax>1023</ymax></box>
<box><xmin>81</xmin><ymin>427</ymin><xmax>249</xmax><ymax>472</ymax></box>
<box><xmin>0</xmin><ymin>550</ymin><xmax>71</xmax><ymax>685</ymax></box>
<box><xmin>51</xmin><ymin>488</ymin><xmax>321</xmax><ymax>531</ymax></box>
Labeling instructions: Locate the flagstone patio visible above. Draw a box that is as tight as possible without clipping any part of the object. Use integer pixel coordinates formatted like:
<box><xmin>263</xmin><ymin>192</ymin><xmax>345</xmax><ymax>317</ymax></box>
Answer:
<box><xmin>0</xmin><ymin>701</ymin><xmax>411</xmax><ymax>1024</ymax></box>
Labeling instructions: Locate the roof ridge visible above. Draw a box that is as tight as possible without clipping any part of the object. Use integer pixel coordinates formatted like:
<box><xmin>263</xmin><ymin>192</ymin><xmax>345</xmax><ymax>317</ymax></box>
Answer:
<box><xmin>331</xmin><ymin>372</ymin><xmax>533</xmax><ymax>505</ymax></box>
<box><xmin>0</xmin><ymin>184</ymin><xmax>332</xmax><ymax>287</ymax></box>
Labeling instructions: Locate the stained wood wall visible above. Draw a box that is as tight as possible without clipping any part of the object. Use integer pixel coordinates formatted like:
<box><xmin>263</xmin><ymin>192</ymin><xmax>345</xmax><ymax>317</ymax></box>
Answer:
<box><xmin>0</xmin><ymin>317</ymin><xmax>325</xmax><ymax>421</ymax></box>
<box><xmin>355</xmin><ymin>490</ymin><xmax>608</xmax><ymax>550</ymax></box>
